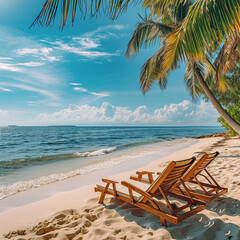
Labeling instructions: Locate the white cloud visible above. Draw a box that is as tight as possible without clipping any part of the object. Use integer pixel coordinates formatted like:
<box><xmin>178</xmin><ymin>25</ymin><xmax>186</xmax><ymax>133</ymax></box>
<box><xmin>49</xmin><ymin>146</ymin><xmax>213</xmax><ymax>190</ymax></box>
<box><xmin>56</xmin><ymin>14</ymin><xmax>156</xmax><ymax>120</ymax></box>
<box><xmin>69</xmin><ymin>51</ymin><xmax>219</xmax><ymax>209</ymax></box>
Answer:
<box><xmin>36</xmin><ymin>100</ymin><xmax>219</xmax><ymax>125</ymax></box>
<box><xmin>16</xmin><ymin>48</ymin><xmax>39</xmax><ymax>55</ymax></box>
<box><xmin>0</xmin><ymin>82</ymin><xmax>58</xmax><ymax>101</ymax></box>
<box><xmin>17</xmin><ymin>62</ymin><xmax>44</xmax><ymax>67</ymax></box>
<box><xmin>154</xmin><ymin>100</ymin><xmax>191</xmax><ymax>122</ymax></box>
<box><xmin>0</xmin><ymin>63</ymin><xmax>23</xmax><ymax>72</ymax></box>
<box><xmin>70</xmin><ymin>83</ymin><xmax>82</xmax><ymax>86</ymax></box>
<box><xmin>0</xmin><ymin>87</ymin><xmax>12</xmax><ymax>92</ymax></box>
<box><xmin>15</xmin><ymin>47</ymin><xmax>59</xmax><ymax>62</ymax></box>
<box><xmin>90</xmin><ymin>92</ymin><xmax>109</xmax><ymax>97</ymax></box>
<box><xmin>83</xmin><ymin>24</ymin><xmax>126</xmax><ymax>39</ymax></box>
<box><xmin>72</xmin><ymin>85</ymin><xmax>109</xmax><ymax>98</ymax></box>
<box><xmin>0</xmin><ymin>61</ymin><xmax>44</xmax><ymax>72</ymax></box>
<box><xmin>0</xmin><ymin>57</ymin><xmax>12</xmax><ymax>61</ymax></box>
<box><xmin>54</xmin><ymin>41</ymin><xmax>118</xmax><ymax>58</ymax></box>
<box><xmin>40</xmin><ymin>24</ymin><xmax>126</xmax><ymax>60</ymax></box>
<box><xmin>73</xmin><ymin>87</ymin><xmax>88</xmax><ymax>92</ymax></box>
<box><xmin>72</xmin><ymin>37</ymin><xmax>101</xmax><ymax>49</ymax></box>
<box><xmin>71</xmin><ymin>83</ymin><xmax>109</xmax><ymax>98</ymax></box>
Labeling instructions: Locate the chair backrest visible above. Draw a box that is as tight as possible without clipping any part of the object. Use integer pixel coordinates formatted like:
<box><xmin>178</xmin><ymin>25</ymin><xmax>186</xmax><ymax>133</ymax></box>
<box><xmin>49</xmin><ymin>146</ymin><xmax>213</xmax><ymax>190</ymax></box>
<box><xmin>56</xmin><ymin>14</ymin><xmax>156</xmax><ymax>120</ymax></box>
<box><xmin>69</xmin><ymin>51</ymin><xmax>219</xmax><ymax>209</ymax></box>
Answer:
<box><xmin>183</xmin><ymin>151</ymin><xmax>219</xmax><ymax>181</ymax></box>
<box><xmin>138</xmin><ymin>157</ymin><xmax>196</xmax><ymax>201</ymax></box>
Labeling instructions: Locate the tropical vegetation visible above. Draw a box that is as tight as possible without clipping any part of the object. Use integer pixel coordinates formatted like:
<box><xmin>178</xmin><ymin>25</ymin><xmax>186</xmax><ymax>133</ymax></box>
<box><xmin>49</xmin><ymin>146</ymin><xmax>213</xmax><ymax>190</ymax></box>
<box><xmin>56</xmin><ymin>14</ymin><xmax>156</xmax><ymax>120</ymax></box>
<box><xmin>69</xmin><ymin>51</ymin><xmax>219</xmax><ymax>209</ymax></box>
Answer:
<box><xmin>33</xmin><ymin>0</ymin><xmax>240</xmax><ymax>135</ymax></box>
<box><xmin>207</xmin><ymin>65</ymin><xmax>240</xmax><ymax>135</ymax></box>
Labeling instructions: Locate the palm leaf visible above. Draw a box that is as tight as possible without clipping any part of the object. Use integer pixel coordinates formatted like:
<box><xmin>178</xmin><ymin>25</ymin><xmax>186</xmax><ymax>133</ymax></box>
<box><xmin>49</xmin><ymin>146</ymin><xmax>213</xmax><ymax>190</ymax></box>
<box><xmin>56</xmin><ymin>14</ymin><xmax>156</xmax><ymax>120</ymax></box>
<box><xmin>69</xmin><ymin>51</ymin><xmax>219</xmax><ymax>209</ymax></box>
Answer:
<box><xmin>140</xmin><ymin>46</ymin><xmax>168</xmax><ymax>93</ymax></box>
<box><xmin>162</xmin><ymin>27</ymin><xmax>186</xmax><ymax>71</ymax></box>
<box><xmin>145</xmin><ymin>0</ymin><xmax>190</xmax><ymax>26</ymax></box>
<box><xmin>31</xmin><ymin>0</ymin><xmax>140</xmax><ymax>28</ymax></box>
<box><xmin>143</xmin><ymin>0</ymin><xmax>187</xmax><ymax>14</ymax></box>
<box><xmin>184</xmin><ymin>59</ymin><xmax>204</xmax><ymax>101</ymax></box>
<box><xmin>203</xmin><ymin>55</ymin><xmax>230</xmax><ymax>93</ymax></box>
<box><xmin>163</xmin><ymin>0</ymin><xmax>240</xmax><ymax>72</ymax></box>
<box><xmin>32</xmin><ymin>0</ymin><xmax>190</xmax><ymax>27</ymax></box>
<box><xmin>214</xmin><ymin>30</ymin><xmax>240</xmax><ymax>85</ymax></box>
<box><xmin>126</xmin><ymin>19</ymin><xmax>173</xmax><ymax>58</ymax></box>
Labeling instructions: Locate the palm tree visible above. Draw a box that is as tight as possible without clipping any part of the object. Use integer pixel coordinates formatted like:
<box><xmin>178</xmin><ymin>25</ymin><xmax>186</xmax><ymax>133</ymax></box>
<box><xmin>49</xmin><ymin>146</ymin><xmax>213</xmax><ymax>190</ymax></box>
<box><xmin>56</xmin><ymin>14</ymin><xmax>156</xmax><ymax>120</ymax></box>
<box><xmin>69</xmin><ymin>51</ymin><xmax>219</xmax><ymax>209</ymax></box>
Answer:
<box><xmin>33</xmin><ymin>0</ymin><xmax>240</xmax><ymax>135</ymax></box>
<box><xmin>124</xmin><ymin>2</ymin><xmax>240</xmax><ymax>135</ymax></box>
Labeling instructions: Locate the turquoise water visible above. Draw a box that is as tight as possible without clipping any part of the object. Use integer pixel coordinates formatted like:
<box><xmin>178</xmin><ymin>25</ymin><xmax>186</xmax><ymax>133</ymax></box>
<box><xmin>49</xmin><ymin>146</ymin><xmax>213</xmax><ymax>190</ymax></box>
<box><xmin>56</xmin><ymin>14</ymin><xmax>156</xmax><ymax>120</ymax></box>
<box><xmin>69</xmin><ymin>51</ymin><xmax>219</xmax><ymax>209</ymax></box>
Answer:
<box><xmin>0</xmin><ymin>126</ymin><xmax>223</xmax><ymax>199</ymax></box>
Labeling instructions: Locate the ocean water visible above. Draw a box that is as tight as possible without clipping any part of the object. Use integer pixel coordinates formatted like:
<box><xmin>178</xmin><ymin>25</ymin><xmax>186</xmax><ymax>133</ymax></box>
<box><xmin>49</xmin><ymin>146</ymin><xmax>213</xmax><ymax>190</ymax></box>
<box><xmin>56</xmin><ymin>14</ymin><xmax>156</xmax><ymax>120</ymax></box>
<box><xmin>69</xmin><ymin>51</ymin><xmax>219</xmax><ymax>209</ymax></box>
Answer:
<box><xmin>0</xmin><ymin>126</ymin><xmax>223</xmax><ymax>199</ymax></box>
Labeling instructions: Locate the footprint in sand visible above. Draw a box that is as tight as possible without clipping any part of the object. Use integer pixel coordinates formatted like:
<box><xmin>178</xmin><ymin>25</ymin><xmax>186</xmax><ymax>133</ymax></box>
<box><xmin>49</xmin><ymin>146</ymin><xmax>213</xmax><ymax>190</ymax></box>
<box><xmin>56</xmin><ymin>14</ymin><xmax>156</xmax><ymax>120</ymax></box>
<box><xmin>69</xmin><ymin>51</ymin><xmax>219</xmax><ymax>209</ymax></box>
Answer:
<box><xmin>114</xmin><ymin>229</ymin><xmax>121</xmax><ymax>235</ymax></box>
<box><xmin>83</xmin><ymin>220</ymin><xmax>92</xmax><ymax>228</ymax></box>
<box><xmin>85</xmin><ymin>213</ymin><xmax>98</xmax><ymax>222</ymax></box>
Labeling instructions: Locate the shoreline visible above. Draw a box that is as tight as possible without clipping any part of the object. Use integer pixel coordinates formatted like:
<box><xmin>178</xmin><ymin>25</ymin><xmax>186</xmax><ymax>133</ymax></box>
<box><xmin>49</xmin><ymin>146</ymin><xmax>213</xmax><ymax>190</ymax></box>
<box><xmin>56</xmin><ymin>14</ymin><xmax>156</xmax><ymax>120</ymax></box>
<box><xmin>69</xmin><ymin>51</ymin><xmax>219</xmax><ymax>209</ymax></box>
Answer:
<box><xmin>1</xmin><ymin>133</ymin><xmax>240</xmax><ymax>239</ymax></box>
<box><xmin>0</xmin><ymin>138</ymin><xmax>196</xmax><ymax>211</ymax></box>
<box><xmin>0</xmin><ymin>137</ymin><xmax>195</xmax><ymax>202</ymax></box>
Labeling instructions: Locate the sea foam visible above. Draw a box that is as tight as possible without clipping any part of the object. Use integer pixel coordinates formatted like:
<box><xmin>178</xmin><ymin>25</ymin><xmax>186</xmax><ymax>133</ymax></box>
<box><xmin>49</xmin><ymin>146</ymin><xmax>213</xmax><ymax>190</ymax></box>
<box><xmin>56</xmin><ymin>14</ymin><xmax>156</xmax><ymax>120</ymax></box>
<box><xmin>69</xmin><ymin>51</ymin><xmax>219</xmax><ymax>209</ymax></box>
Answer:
<box><xmin>74</xmin><ymin>146</ymin><xmax>117</xmax><ymax>157</ymax></box>
<box><xmin>0</xmin><ymin>149</ymin><xmax>154</xmax><ymax>200</ymax></box>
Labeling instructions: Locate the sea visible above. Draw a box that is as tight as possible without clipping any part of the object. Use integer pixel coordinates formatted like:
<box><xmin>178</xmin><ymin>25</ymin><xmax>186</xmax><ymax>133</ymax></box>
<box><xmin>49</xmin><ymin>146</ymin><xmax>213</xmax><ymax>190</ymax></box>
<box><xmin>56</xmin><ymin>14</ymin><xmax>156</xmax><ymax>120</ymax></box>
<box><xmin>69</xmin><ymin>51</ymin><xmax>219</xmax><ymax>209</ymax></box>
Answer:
<box><xmin>0</xmin><ymin>126</ymin><xmax>223</xmax><ymax>200</ymax></box>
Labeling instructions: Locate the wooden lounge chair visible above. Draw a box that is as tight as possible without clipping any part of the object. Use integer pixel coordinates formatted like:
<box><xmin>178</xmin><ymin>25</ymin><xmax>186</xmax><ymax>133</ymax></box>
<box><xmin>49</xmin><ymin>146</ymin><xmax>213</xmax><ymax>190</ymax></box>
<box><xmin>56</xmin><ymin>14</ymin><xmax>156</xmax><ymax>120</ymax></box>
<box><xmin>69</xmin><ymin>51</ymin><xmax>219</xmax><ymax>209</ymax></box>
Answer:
<box><xmin>94</xmin><ymin>158</ymin><xmax>206</xmax><ymax>227</ymax></box>
<box><xmin>130</xmin><ymin>152</ymin><xmax>228</xmax><ymax>202</ymax></box>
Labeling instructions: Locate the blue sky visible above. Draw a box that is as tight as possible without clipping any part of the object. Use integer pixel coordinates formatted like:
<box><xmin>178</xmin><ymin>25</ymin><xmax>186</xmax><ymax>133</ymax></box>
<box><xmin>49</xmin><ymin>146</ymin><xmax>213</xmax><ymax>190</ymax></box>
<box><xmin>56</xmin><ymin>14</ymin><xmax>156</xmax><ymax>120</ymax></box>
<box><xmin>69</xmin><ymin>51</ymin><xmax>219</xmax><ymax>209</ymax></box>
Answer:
<box><xmin>0</xmin><ymin>0</ymin><xmax>220</xmax><ymax>126</ymax></box>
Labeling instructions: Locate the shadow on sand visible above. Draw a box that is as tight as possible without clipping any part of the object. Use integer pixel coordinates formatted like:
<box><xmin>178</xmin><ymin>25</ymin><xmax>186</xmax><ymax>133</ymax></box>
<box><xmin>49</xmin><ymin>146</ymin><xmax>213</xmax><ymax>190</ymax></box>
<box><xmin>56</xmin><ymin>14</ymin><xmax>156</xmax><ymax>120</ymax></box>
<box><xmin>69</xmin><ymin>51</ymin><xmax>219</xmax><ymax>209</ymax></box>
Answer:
<box><xmin>205</xmin><ymin>196</ymin><xmax>240</xmax><ymax>217</ymax></box>
<box><xmin>105</xmin><ymin>196</ymin><xmax>240</xmax><ymax>240</ymax></box>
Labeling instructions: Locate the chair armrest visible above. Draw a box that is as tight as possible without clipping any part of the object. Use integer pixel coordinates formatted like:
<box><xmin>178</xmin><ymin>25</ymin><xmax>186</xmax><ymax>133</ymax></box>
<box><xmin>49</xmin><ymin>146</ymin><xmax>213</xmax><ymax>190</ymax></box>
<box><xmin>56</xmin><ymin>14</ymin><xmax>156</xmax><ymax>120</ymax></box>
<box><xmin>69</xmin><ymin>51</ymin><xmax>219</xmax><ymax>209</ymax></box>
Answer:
<box><xmin>141</xmin><ymin>171</ymin><xmax>155</xmax><ymax>174</ymax></box>
<box><xmin>137</xmin><ymin>171</ymin><xmax>161</xmax><ymax>175</ymax></box>
<box><xmin>136</xmin><ymin>171</ymin><xmax>154</xmax><ymax>175</ymax></box>
<box><xmin>121</xmin><ymin>181</ymin><xmax>152</xmax><ymax>200</ymax></box>
<box><xmin>102</xmin><ymin>178</ymin><xmax>118</xmax><ymax>184</ymax></box>
<box><xmin>135</xmin><ymin>171</ymin><xmax>155</xmax><ymax>183</ymax></box>
<box><xmin>100</xmin><ymin>178</ymin><xmax>118</xmax><ymax>197</ymax></box>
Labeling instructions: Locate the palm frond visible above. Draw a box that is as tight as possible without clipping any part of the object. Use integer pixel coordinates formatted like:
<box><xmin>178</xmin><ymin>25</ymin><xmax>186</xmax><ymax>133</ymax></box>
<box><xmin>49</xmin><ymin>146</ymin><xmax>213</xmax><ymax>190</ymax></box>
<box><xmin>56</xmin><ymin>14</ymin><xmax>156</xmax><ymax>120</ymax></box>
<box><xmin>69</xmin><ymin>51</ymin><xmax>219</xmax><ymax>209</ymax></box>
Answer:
<box><xmin>184</xmin><ymin>59</ymin><xmax>204</xmax><ymax>101</ymax></box>
<box><xmin>162</xmin><ymin>27</ymin><xmax>186</xmax><ymax>71</ymax></box>
<box><xmin>218</xmin><ymin>75</ymin><xmax>230</xmax><ymax>92</ymax></box>
<box><xmin>163</xmin><ymin>0</ymin><xmax>240</xmax><ymax>72</ymax></box>
<box><xmin>140</xmin><ymin>46</ymin><xmax>168</xmax><ymax>93</ymax></box>
<box><xmin>214</xmin><ymin>30</ymin><xmax>240</xmax><ymax>86</ymax></box>
<box><xmin>31</xmin><ymin>0</ymin><xmax>140</xmax><ymax>28</ymax></box>
<box><xmin>146</xmin><ymin>0</ymin><xmax>190</xmax><ymax>23</ymax></box>
<box><xmin>126</xmin><ymin>19</ymin><xmax>173</xmax><ymax>58</ymax></box>
<box><xmin>203</xmin><ymin>56</ymin><xmax>216</xmax><ymax>83</ymax></box>
<box><xmin>143</xmin><ymin>0</ymin><xmax>187</xmax><ymax>15</ymax></box>
<box><xmin>161</xmin><ymin>11</ymin><xmax>175</xmax><ymax>25</ymax></box>
<box><xmin>203</xmin><ymin>56</ymin><xmax>230</xmax><ymax>93</ymax></box>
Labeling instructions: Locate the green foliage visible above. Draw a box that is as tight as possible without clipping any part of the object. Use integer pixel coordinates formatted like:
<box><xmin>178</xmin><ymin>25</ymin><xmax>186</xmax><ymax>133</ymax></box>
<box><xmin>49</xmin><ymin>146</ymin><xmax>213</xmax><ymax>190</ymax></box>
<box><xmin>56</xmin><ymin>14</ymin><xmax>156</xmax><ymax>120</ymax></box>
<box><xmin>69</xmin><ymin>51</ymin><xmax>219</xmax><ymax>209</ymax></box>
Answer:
<box><xmin>184</xmin><ymin>60</ymin><xmax>204</xmax><ymax>101</ymax></box>
<box><xmin>218</xmin><ymin>104</ymin><xmax>240</xmax><ymax>136</ymax></box>
<box><xmin>209</xmin><ymin>66</ymin><xmax>240</xmax><ymax>135</ymax></box>
<box><xmin>205</xmin><ymin>66</ymin><xmax>240</xmax><ymax>107</ymax></box>
<box><xmin>126</xmin><ymin>19</ymin><xmax>173</xmax><ymax>58</ymax></box>
<box><xmin>125</xmin><ymin>2</ymin><xmax>189</xmax><ymax>94</ymax></box>
<box><xmin>163</xmin><ymin>0</ymin><xmax>240</xmax><ymax>72</ymax></box>
<box><xmin>139</xmin><ymin>46</ymin><xmax>169</xmax><ymax>93</ymax></box>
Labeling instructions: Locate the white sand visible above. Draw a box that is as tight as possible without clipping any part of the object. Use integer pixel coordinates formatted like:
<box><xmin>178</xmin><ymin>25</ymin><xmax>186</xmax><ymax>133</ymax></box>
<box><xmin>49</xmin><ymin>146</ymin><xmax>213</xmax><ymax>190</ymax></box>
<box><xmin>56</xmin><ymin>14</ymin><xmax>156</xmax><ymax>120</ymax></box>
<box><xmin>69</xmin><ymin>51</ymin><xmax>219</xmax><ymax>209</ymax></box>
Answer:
<box><xmin>1</xmin><ymin>136</ymin><xmax>240</xmax><ymax>240</ymax></box>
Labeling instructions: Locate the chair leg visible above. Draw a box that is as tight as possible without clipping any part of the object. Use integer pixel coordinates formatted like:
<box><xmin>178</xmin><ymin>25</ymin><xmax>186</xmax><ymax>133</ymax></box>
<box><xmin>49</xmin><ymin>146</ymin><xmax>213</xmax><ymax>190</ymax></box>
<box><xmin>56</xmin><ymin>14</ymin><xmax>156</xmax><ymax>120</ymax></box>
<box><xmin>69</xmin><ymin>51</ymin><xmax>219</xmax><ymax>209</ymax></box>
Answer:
<box><xmin>160</xmin><ymin>217</ymin><xmax>167</xmax><ymax>227</ymax></box>
<box><xmin>98</xmin><ymin>183</ymin><xmax>110</xmax><ymax>203</ymax></box>
<box><xmin>98</xmin><ymin>191</ymin><xmax>106</xmax><ymax>204</ymax></box>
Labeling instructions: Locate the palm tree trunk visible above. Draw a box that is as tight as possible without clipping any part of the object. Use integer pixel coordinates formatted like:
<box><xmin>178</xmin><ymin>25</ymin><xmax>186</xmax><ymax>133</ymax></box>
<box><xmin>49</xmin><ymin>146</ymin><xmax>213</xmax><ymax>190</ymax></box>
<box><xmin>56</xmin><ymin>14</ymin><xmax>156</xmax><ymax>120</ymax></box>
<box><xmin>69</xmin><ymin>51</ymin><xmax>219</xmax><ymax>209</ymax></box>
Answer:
<box><xmin>194</xmin><ymin>65</ymin><xmax>240</xmax><ymax>135</ymax></box>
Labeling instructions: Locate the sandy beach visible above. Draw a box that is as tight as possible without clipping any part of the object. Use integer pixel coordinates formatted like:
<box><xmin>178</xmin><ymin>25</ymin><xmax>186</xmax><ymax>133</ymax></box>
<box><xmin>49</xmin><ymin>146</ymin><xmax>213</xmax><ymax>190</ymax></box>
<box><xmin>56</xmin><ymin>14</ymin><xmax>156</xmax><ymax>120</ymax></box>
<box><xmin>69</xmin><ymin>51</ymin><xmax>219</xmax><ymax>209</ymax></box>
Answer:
<box><xmin>1</xmin><ymin>134</ymin><xmax>240</xmax><ymax>240</ymax></box>
<box><xmin>1</xmin><ymin>1</ymin><xmax>240</xmax><ymax>239</ymax></box>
